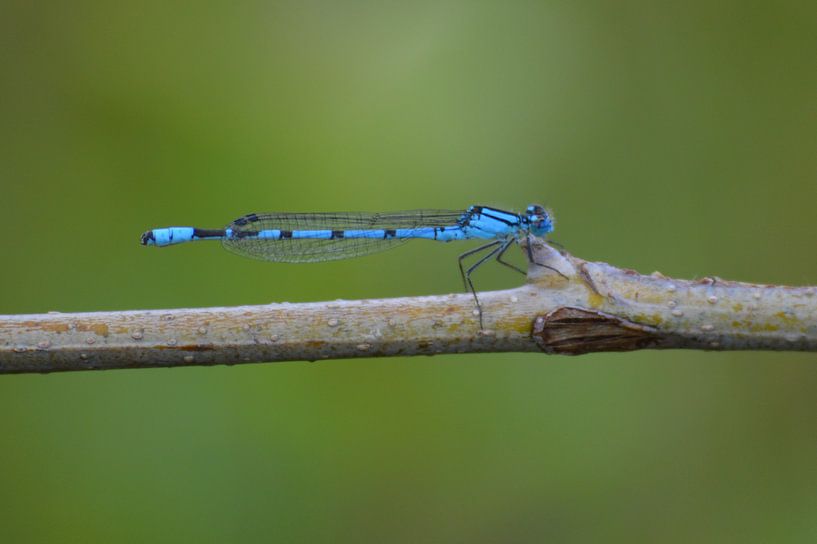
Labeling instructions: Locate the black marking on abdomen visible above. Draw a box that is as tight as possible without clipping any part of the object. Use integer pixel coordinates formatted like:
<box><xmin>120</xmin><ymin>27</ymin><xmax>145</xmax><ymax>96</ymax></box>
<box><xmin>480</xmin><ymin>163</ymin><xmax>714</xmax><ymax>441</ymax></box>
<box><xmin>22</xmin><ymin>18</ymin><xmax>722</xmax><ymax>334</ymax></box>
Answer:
<box><xmin>331</xmin><ymin>230</ymin><xmax>344</xmax><ymax>239</ymax></box>
<box><xmin>280</xmin><ymin>230</ymin><xmax>293</xmax><ymax>239</ymax></box>
<box><xmin>194</xmin><ymin>228</ymin><xmax>226</xmax><ymax>239</ymax></box>
<box><xmin>384</xmin><ymin>229</ymin><xmax>396</xmax><ymax>239</ymax></box>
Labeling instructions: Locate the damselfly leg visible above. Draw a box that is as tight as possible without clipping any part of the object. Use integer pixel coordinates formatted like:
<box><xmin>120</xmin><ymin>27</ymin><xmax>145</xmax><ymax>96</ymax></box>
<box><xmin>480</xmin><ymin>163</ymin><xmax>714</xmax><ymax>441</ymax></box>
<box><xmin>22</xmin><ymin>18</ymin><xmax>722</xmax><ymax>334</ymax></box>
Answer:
<box><xmin>494</xmin><ymin>240</ymin><xmax>526</xmax><ymax>276</ymax></box>
<box><xmin>457</xmin><ymin>241</ymin><xmax>502</xmax><ymax>291</ymax></box>
<box><xmin>457</xmin><ymin>239</ymin><xmax>518</xmax><ymax>328</ymax></box>
<box><xmin>525</xmin><ymin>234</ymin><xmax>568</xmax><ymax>279</ymax></box>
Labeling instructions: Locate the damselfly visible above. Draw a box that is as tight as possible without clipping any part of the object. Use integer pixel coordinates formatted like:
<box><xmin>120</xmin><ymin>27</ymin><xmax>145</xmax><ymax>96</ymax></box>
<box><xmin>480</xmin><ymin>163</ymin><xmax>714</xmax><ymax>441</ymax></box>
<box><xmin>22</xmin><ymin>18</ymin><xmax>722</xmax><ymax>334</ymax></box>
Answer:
<box><xmin>141</xmin><ymin>204</ymin><xmax>558</xmax><ymax>327</ymax></box>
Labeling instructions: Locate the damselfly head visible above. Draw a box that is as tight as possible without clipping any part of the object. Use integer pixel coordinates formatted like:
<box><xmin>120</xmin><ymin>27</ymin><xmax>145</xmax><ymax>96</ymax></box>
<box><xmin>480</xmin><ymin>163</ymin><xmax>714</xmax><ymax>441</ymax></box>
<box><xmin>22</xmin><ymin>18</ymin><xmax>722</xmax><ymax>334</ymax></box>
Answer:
<box><xmin>524</xmin><ymin>204</ymin><xmax>554</xmax><ymax>236</ymax></box>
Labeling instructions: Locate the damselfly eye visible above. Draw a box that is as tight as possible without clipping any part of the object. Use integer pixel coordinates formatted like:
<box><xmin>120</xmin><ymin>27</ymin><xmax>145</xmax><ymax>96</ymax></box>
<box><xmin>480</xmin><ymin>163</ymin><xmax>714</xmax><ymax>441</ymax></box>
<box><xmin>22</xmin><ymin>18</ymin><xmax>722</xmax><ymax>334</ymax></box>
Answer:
<box><xmin>526</xmin><ymin>204</ymin><xmax>545</xmax><ymax>217</ymax></box>
<box><xmin>524</xmin><ymin>204</ymin><xmax>553</xmax><ymax>236</ymax></box>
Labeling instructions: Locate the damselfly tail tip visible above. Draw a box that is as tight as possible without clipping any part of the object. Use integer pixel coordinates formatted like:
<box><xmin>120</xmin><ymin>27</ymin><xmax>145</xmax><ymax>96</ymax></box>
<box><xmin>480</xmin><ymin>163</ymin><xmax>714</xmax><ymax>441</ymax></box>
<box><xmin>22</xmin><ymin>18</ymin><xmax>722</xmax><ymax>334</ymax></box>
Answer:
<box><xmin>140</xmin><ymin>230</ymin><xmax>155</xmax><ymax>246</ymax></box>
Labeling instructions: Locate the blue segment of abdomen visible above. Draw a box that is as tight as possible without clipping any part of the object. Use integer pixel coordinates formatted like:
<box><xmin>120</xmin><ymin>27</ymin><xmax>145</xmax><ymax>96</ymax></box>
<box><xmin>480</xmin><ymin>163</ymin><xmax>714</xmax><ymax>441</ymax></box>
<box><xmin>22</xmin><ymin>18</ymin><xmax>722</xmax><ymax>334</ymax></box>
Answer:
<box><xmin>394</xmin><ymin>227</ymin><xmax>467</xmax><ymax>241</ymax></box>
<box><xmin>254</xmin><ymin>229</ymin><xmax>281</xmax><ymax>239</ymax></box>
<box><xmin>342</xmin><ymin>230</ymin><xmax>386</xmax><ymax>239</ymax></box>
<box><xmin>293</xmin><ymin>230</ymin><xmax>332</xmax><ymax>239</ymax></box>
<box><xmin>148</xmin><ymin>227</ymin><xmax>196</xmax><ymax>246</ymax></box>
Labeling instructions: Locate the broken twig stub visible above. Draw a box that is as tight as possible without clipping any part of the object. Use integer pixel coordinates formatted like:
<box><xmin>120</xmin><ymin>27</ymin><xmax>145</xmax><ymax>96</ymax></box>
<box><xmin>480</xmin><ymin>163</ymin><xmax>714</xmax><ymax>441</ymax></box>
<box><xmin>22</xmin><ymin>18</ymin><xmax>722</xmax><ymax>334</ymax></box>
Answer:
<box><xmin>532</xmin><ymin>307</ymin><xmax>661</xmax><ymax>355</ymax></box>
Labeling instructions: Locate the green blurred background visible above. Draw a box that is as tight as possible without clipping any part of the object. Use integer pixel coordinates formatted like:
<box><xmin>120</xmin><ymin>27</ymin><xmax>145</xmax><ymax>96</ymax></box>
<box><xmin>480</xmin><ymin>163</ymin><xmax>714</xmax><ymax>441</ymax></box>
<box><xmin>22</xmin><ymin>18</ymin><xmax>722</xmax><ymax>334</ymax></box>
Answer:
<box><xmin>1</xmin><ymin>1</ymin><xmax>816</xmax><ymax>542</ymax></box>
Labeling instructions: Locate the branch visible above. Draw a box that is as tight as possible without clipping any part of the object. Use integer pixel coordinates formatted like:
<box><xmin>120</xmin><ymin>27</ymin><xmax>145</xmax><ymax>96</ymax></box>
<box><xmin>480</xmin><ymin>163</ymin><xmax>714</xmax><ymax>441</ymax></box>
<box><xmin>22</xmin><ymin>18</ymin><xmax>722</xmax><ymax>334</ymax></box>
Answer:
<box><xmin>1</xmin><ymin>240</ymin><xmax>815</xmax><ymax>373</ymax></box>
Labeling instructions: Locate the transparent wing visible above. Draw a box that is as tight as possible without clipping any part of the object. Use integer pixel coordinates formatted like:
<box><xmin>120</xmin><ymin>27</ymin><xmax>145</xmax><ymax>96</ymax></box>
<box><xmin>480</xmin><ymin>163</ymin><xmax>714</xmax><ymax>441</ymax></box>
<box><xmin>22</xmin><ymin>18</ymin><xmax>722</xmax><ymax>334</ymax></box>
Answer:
<box><xmin>222</xmin><ymin>209</ymin><xmax>466</xmax><ymax>263</ymax></box>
